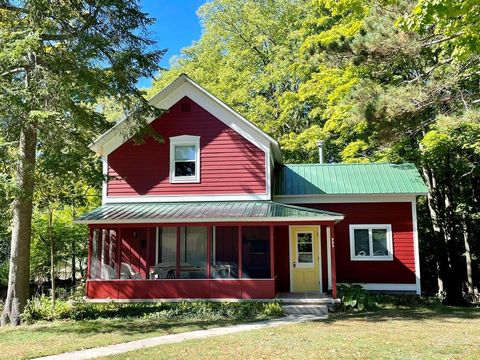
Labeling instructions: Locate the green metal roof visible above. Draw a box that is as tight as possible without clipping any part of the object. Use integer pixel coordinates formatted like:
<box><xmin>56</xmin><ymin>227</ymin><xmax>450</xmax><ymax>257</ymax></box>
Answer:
<box><xmin>274</xmin><ymin>163</ymin><xmax>428</xmax><ymax>196</ymax></box>
<box><xmin>74</xmin><ymin>201</ymin><xmax>344</xmax><ymax>224</ymax></box>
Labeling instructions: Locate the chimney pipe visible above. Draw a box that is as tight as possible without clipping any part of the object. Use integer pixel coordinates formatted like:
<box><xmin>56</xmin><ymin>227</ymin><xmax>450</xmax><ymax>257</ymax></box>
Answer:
<box><xmin>317</xmin><ymin>140</ymin><xmax>325</xmax><ymax>164</ymax></box>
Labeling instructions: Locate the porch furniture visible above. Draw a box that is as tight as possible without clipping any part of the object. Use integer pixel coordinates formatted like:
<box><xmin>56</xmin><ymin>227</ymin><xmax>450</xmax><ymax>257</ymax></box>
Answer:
<box><xmin>120</xmin><ymin>262</ymin><xmax>142</xmax><ymax>279</ymax></box>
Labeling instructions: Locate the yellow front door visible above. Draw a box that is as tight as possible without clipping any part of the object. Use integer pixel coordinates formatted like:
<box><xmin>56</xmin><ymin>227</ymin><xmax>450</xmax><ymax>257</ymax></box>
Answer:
<box><xmin>290</xmin><ymin>226</ymin><xmax>320</xmax><ymax>292</ymax></box>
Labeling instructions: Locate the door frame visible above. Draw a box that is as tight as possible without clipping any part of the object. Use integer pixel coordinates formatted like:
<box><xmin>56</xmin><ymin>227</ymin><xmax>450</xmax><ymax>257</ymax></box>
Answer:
<box><xmin>288</xmin><ymin>225</ymin><xmax>322</xmax><ymax>292</ymax></box>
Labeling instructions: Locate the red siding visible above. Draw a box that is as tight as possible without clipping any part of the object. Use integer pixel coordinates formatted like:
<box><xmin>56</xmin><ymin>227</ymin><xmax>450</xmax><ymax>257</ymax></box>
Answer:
<box><xmin>86</xmin><ymin>279</ymin><xmax>276</xmax><ymax>299</ymax></box>
<box><xmin>274</xmin><ymin>226</ymin><xmax>290</xmax><ymax>292</ymax></box>
<box><xmin>304</xmin><ymin>202</ymin><xmax>416</xmax><ymax>284</ymax></box>
<box><xmin>107</xmin><ymin>97</ymin><xmax>266</xmax><ymax>196</ymax></box>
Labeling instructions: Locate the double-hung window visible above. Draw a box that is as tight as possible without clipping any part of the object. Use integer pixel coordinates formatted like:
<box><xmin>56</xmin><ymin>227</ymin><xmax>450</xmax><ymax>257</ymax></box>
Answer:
<box><xmin>349</xmin><ymin>224</ymin><xmax>393</xmax><ymax>261</ymax></box>
<box><xmin>169</xmin><ymin>135</ymin><xmax>200</xmax><ymax>183</ymax></box>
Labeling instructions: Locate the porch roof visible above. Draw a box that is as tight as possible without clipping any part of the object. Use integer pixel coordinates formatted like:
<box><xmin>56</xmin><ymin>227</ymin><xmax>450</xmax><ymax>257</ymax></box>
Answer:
<box><xmin>74</xmin><ymin>201</ymin><xmax>344</xmax><ymax>224</ymax></box>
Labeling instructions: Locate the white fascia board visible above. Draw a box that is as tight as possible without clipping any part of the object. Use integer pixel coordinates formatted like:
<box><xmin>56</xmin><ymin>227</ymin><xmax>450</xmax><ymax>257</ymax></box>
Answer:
<box><xmin>274</xmin><ymin>194</ymin><xmax>419</xmax><ymax>204</ymax></box>
<box><xmin>74</xmin><ymin>215</ymin><xmax>344</xmax><ymax>225</ymax></box>
<box><xmin>338</xmin><ymin>283</ymin><xmax>418</xmax><ymax>292</ymax></box>
<box><xmin>104</xmin><ymin>194</ymin><xmax>270</xmax><ymax>203</ymax></box>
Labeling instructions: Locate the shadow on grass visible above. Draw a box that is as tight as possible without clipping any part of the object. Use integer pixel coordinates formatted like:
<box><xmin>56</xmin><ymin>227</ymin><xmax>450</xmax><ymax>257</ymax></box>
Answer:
<box><xmin>29</xmin><ymin>317</ymin><xmax>263</xmax><ymax>337</ymax></box>
<box><xmin>321</xmin><ymin>304</ymin><xmax>480</xmax><ymax>324</ymax></box>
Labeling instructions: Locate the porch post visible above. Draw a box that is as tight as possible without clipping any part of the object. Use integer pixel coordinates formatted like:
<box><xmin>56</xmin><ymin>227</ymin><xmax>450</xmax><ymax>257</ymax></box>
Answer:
<box><xmin>270</xmin><ymin>225</ymin><xmax>275</xmax><ymax>279</ymax></box>
<box><xmin>238</xmin><ymin>226</ymin><xmax>242</xmax><ymax>278</ymax></box>
<box><xmin>207</xmin><ymin>226</ymin><xmax>212</xmax><ymax>279</ymax></box>
<box><xmin>176</xmin><ymin>227</ymin><xmax>181</xmax><ymax>278</ymax></box>
<box><xmin>87</xmin><ymin>226</ymin><xmax>93</xmax><ymax>279</ymax></box>
<box><xmin>330</xmin><ymin>223</ymin><xmax>337</xmax><ymax>298</ymax></box>
<box><xmin>116</xmin><ymin>228</ymin><xmax>122</xmax><ymax>279</ymax></box>
<box><xmin>146</xmin><ymin>228</ymin><xmax>151</xmax><ymax>279</ymax></box>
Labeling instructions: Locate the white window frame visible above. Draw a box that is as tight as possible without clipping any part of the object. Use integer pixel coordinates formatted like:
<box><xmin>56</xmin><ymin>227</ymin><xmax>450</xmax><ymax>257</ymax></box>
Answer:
<box><xmin>349</xmin><ymin>224</ymin><xmax>393</xmax><ymax>261</ymax></box>
<box><xmin>296</xmin><ymin>231</ymin><xmax>314</xmax><ymax>268</ymax></box>
<box><xmin>169</xmin><ymin>135</ymin><xmax>200</xmax><ymax>183</ymax></box>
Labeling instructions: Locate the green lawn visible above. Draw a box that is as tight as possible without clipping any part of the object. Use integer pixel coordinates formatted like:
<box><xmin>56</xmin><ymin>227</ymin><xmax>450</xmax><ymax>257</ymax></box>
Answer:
<box><xmin>103</xmin><ymin>305</ymin><xmax>480</xmax><ymax>360</ymax></box>
<box><xmin>0</xmin><ymin>317</ymin><xmax>254</xmax><ymax>360</ymax></box>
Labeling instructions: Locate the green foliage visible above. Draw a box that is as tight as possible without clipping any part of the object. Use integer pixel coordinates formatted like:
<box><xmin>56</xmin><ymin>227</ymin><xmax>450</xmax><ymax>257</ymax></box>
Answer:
<box><xmin>337</xmin><ymin>284</ymin><xmax>377</xmax><ymax>311</ymax></box>
<box><xmin>21</xmin><ymin>296</ymin><xmax>284</xmax><ymax>324</ymax></box>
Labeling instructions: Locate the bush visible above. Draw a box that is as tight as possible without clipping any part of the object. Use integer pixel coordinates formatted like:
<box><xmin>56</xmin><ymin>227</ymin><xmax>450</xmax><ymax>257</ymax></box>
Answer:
<box><xmin>21</xmin><ymin>295</ymin><xmax>284</xmax><ymax>324</ymax></box>
<box><xmin>337</xmin><ymin>284</ymin><xmax>377</xmax><ymax>311</ymax></box>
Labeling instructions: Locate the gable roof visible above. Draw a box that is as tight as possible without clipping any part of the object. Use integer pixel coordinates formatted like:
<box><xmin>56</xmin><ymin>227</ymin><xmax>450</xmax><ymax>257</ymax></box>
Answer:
<box><xmin>274</xmin><ymin>163</ymin><xmax>428</xmax><ymax>196</ymax></box>
<box><xmin>90</xmin><ymin>74</ymin><xmax>282</xmax><ymax>163</ymax></box>
<box><xmin>74</xmin><ymin>201</ymin><xmax>344</xmax><ymax>224</ymax></box>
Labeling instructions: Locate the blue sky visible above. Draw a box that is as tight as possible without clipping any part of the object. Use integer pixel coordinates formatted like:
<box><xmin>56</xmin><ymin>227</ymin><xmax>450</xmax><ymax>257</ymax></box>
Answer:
<box><xmin>138</xmin><ymin>0</ymin><xmax>206</xmax><ymax>88</ymax></box>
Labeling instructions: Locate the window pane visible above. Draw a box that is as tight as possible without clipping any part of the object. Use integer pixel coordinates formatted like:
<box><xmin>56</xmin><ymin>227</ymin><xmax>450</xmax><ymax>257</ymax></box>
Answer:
<box><xmin>175</xmin><ymin>161</ymin><xmax>195</xmax><ymax>176</ymax></box>
<box><xmin>298</xmin><ymin>253</ymin><xmax>313</xmax><ymax>263</ymax></box>
<box><xmin>372</xmin><ymin>229</ymin><xmax>389</xmax><ymax>256</ymax></box>
<box><xmin>242</xmin><ymin>226</ymin><xmax>270</xmax><ymax>278</ymax></box>
<box><xmin>90</xmin><ymin>229</ymin><xmax>101</xmax><ymax>279</ymax></box>
<box><xmin>180</xmin><ymin>227</ymin><xmax>207</xmax><ymax>279</ymax></box>
<box><xmin>175</xmin><ymin>145</ymin><xmax>196</xmax><ymax>161</ymax></box>
<box><xmin>100</xmin><ymin>229</ymin><xmax>118</xmax><ymax>279</ymax></box>
<box><xmin>211</xmin><ymin>226</ymin><xmax>239</xmax><ymax>279</ymax></box>
<box><xmin>297</xmin><ymin>233</ymin><xmax>313</xmax><ymax>263</ymax></box>
<box><xmin>354</xmin><ymin>229</ymin><xmax>370</xmax><ymax>256</ymax></box>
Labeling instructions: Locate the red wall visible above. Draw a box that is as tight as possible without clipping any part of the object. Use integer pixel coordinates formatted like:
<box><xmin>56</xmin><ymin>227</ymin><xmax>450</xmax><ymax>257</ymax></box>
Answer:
<box><xmin>305</xmin><ymin>202</ymin><xmax>416</xmax><ymax>284</ymax></box>
<box><xmin>86</xmin><ymin>279</ymin><xmax>276</xmax><ymax>299</ymax></box>
<box><xmin>274</xmin><ymin>225</ymin><xmax>290</xmax><ymax>292</ymax></box>
<box><xmin>107</xmin><ymin>97</ymin><xmax>266</xmax><ymax>196</ymax></box>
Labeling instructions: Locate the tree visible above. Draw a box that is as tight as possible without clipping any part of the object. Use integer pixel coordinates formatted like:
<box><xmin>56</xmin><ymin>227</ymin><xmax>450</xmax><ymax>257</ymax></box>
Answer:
<box><xmin>0</xmin><ymin>0</ymin><xmax>165</xmax><ymax>325</ymax></box>
<box><xmin>152</xmin><ymin>0</ymin><xmax>480</xmax><ymax>303</ymax></box>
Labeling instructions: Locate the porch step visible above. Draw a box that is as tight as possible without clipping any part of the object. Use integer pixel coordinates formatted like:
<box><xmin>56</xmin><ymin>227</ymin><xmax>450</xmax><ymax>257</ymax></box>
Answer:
<box><xmin>276</xmin><ymin>292</ymin><xmax>336</xmax><ymax>305</ymax></box>
<box><xmin>282</xmin><ymin>304</ymin><xmax>329</xmax><ymax>317</ymax></box>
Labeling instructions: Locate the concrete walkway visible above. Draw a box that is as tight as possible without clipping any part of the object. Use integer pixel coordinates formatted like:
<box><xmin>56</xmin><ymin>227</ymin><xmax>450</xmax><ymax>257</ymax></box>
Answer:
<box><xmin>35</xmin><ymin>315</ymin><xmax>324</xmax><ymax>360</ymax></box>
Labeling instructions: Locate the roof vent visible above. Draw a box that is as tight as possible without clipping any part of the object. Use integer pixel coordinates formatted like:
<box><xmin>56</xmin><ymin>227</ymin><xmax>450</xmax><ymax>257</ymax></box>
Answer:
<box><xmin>317</xmin><ymin>140</ymin><xmax>325</xmax><ymax>164</ymax></box>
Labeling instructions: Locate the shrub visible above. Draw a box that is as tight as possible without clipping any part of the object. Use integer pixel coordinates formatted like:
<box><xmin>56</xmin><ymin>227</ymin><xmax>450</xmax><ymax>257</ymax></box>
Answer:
<box><xmin>21</xmin><ymin>295</ymin><xmax>74</xmax><ymax>323</ymax></box>
<box><xmin>21</xmin><ymin>296</ymin><xmax>284</xmax><ymax>324</ymax></box>
<box><xmin>337</xmin><ymin>284</ymin><xmax>377</xmax><ymax>311</ymax></box>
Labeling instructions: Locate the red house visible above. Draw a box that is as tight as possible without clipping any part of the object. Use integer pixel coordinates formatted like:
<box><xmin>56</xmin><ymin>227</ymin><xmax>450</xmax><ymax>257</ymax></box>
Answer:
<box><xmin>76</xmin><ymin>74</ymin><xmax>427</xmax><ymax>300</ymax></box>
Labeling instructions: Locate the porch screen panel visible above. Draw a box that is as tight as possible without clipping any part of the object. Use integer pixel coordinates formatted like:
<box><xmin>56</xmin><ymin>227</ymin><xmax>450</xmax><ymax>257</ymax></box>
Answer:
<box><xmin>100</xmin><ymin>229</ymin><xmax>118</xmax><ymax>279</ymax></box>
<box><xmin>152</xmin><ymin>227</ymin><xmax>177</xmax><ymax>279</ymax></box>
<box><xmin>90</xmin><ymin>229</ymin><xmax>101</xmax><ymax>279</ymax></box>
<box><xmin>211</xmin><ymin>226</ymin><xmax>239</xmax><ymax>279</ymax></box>
<box><xmin>241</xmin><ymin>226</ymin><xmax>270</xmax><ymax>279</ymax></box>
<box><xmin>180</xmin><ymin>227</ymin><xmax>208</xmax><ymax>279</ymax></box>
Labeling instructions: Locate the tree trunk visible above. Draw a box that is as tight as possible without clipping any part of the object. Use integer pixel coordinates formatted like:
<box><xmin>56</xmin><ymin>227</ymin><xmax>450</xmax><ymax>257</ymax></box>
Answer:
<box><xmin>462</xmin><ymin>214</ymin><xmax>474</xmax><ymax>295</ymax></box>
<box><xmin>71</xmin><ymin>205</ymin><xmax>76</xmax><ymax>287</ymax></box>
<box><xmin>422</xmin><ymin>166</ymin><xmax>465</xmax><ymax>304</ymax></box>
<box><xmin>49</xmin><ymin>209</ymin><xmax>55</xmax><ymax>311</ymax></box>
<box><xmin>0</xmin><ymin>124</ymin><xmax>37</xmax><ymax>326</ymax></box>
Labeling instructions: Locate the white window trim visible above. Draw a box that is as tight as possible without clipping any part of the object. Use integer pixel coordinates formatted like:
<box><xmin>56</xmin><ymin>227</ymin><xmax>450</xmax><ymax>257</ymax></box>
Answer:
<box><xmin>349</xmin><ymin>224</ymin><xmax>393</xmax><ymax>261</ymax></box>
<box><xmin>169</xmin><ymin>135</ymin><xmax>200</xmax><ymax>183</ymax></box>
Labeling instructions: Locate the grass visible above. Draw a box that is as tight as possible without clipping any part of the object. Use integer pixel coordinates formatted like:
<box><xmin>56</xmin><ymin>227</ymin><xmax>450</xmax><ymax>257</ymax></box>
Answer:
<box><xmin>0</xmin><ymin>314</ymin><xmax>270</xmax><ymax>359</ymax></box>
<box><xmin>103</xmin><ymin>305</ymin><xmax>480</xmax><ymax>360</ymax></box>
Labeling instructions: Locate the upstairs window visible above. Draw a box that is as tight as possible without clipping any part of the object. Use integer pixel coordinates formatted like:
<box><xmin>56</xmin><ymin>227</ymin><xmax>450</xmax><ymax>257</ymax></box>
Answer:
<box><xmin>169</xmin><ymin>135</ymin><xmax>200</xmax><ymax>183</ymax></box>
<box><xmin>349</xmin><ymin>224</ymin><xmax>393</xmax><ymax>261</ymax></box>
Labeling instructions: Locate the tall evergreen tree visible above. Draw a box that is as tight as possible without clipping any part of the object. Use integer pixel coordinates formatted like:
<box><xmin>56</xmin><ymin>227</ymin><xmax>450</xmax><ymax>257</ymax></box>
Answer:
<box><xmin>0</xmin><ymin>0</ymin><xmax>165</xmax><ymax>325</ymax></box>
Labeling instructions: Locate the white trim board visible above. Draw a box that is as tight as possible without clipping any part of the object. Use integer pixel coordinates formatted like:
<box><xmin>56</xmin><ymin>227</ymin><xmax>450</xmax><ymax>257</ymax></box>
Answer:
<box><xmin>104</xmin><ymin>194</ymin><xmax>270</xmax><ymax>204</ymax></box>
<box><xmin>411</xmin><ymin>199</ymin><xmax>421</xmax><ymax>295</ymax></box>
<box><xmin>274</xmin><ymin>194</ymin><xmax>418</xmax><ymax>204</ymax></box>
<box><xmin>326</xmin><ymin>226</ymin><xmax>332</xmax><ymax>290</ymax></box>
<box><xmin>338</xmin><ymin>283</ymin><xmax>418</xmax><ymax>292</ymax></box>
